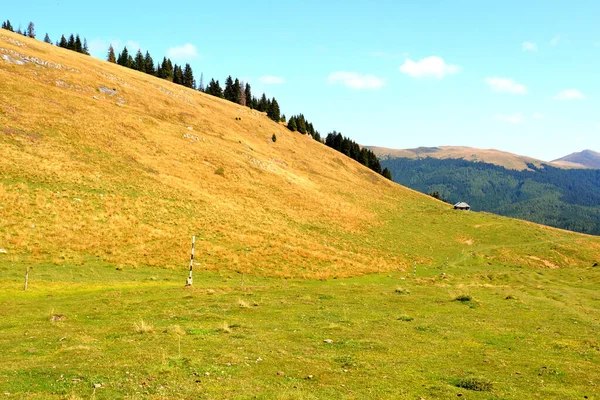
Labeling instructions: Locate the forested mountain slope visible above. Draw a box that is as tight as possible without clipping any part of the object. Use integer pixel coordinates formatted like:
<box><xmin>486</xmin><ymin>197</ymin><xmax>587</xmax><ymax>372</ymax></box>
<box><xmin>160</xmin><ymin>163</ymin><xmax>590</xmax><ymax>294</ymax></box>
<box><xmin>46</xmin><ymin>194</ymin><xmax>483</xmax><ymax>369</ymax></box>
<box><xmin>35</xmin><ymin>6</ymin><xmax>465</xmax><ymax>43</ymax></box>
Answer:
<box><xmin>381</xmin><ymin>157</ymin><xmax>600</xmax><ymax>235</ymax></box>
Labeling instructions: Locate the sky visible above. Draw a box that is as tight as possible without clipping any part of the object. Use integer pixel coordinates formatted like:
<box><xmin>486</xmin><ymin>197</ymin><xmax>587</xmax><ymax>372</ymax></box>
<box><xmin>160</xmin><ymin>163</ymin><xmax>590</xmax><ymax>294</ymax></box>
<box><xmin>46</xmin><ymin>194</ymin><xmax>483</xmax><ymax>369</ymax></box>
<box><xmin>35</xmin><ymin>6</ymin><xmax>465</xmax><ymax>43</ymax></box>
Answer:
<box><xmin>4</xmin><ymin>0</ymin><xmax>600</xmax><ymax>161</ymax></box>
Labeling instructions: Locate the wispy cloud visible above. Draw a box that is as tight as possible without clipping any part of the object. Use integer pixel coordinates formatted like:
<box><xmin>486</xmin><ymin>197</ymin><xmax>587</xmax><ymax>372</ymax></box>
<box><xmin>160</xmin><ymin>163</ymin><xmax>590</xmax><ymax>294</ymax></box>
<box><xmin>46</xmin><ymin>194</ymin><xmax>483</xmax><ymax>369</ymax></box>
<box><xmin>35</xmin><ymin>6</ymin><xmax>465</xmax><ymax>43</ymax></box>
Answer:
<box><xmin>327</xmin><ymin>71</ymin><xmax>385</xmax><ymax>89</ymax></box>
<box><xmin>495</xmin><ymin>113</ymin><xmax>523</xmax><ymax>124</ymax></box>
<box><xmin>259</xmin><ymin>75</ymin><xmax>285</xmax><ymax>84</ymax></box>
<box><xmin>399</xmin><ymin>56</ymin><xmax>460</xmax><ymax>79</ymax></box>
<box><xmin>166</xmin><ymin>43</ymin><xmax>200</xmax><ymax>61</ymax></box>
<box><xmin>553</xmin><ymin>89</ymin><xmax>586</xmax><ymax>101</ymax></box>
<box><xmin>88</xmin><ymin>39</ymin><xmax>140</xmax><ymax>58</ymax></box>
<box><xmin>522</xmin><ymin>41</ymin><xmax>537</xmax><ymax>52</ymax></box>
<box><xmin>484</xmin><ymin>77</ymin><xmax>528</xmax><ymax>95</ymax></box>
<box><xmin>550</xmin><ymin>34</ymin><xmax>561</xmax><ymax>46</ymax></box>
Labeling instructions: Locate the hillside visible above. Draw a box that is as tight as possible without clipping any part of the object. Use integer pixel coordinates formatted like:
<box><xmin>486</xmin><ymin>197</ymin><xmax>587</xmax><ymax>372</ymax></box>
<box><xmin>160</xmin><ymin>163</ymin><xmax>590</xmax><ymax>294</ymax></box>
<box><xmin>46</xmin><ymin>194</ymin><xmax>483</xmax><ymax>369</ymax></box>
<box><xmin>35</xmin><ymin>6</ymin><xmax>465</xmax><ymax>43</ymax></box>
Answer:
<box><xmin>368</xmin><ymin>145</ymin><xmax>565</xmax><ymax>171</ymax></box>
<box><xmin>2</xmin><ymin>30</ymin><xmax>600</xmax><ymax>276</ymax></box>
<box><xmin>552</xmin><ymin>149</ymin><xmax>600</xmax><ymax>169</ymax></box>
<box><xmin>2</xmin><ymin>30</ymin><xmax>600</xmax><ymax>399</ymax></box>
<box><xmin>380</xmin><ymin>157</ymin><xmax>600</xmax><ymax>235</ymax></box>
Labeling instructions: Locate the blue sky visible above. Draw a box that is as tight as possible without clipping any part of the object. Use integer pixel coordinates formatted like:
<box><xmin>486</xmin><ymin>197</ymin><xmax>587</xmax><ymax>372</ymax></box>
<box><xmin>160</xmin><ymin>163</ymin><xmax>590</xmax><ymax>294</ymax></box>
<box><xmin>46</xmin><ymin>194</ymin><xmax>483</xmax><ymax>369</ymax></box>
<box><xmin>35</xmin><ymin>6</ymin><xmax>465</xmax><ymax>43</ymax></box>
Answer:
<box><xmin>4</xmin><ymin>0</ymin><xmax>600</xmax><ymax>160</ymax></box>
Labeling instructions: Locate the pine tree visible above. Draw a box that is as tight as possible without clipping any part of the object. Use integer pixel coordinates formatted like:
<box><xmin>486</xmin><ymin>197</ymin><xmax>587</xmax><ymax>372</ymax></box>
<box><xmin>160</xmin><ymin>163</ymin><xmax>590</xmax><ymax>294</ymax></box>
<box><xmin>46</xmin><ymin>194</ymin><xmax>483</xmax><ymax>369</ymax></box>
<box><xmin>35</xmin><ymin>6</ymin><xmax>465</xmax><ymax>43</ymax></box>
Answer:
<box><xmin>58</xmin><ymin>35</ymin><xmax>68</xmax><ymax>48</ymax></box>
<box><xmin>296</xmin><ymin>114</ymin><xmax>307</xmax><ymax>134</ymax></box>
<box><xmin>245</xmin><ymin>83</ymin><xmax>252</xmax><ymax>108</ymax></box>
<box><xmin>16</xmin><ymin>26</ymin><xmax>22</xmax><ymax>35</ymax></box>
<box><xmin>223</xmin><ymin>76</ymin><xmax>235</xmax><ymax>102</ymax></box>
<box><xmin>173</xmin><ymin>64</ymin><xmax>184</xmax><ymax>85</ymax></box>
<box><xmin>74</xmin><ymin>35</ymin><xmax>83</xmax><ymax>53</ymax></box>
<box><xmin>280</xmin><ymin>114</ymin><xmax>286</xmax><ymax>122</ymax></box>
<box><xmin>288</xmin><ymin>116</ymin><xmax>297</xmax><ymax>131</ymax></box>
<box><xmin>83</xmin><ymin>38</ymin><xmax>90</xmax><ymax>55</ymax></box>
<box><xmin>239</xmin><ymin>81</ymin><xmax>246</xmax><ymax>106</ymax></box>
<box><xmin>382</xmin><ymin>168</ymin><xmax>392</xmax><ymax>180</ymax></box>
<box><xmin>205</xmin><ymin>79</ymin><xmax>223</xmax><ymax>97</ymax></box>
<box><xmin>134</xmin><ymin>49</ymin><xmax>145</xmax><ymax>71</ymax></box>
<box><xmin>67</xmin><ymin>34</ymin><xmax>75</xmax><ymax>50</ymax></box>
<box><xmin>257</xmin><ymin>93</ymin><xmax>268</xmax><ymax>112</ymax></box>
<box><xmin>267</xmin><ymin>98</ymin><xmax>280</xmax><ymax>122</ymax></box>
<box><xmin>144</xmin><ymin>51</ymin><xmax>155</xmax><ymax>75</ymax></box>
<box><xmin>117</xmin><ymin>46</ymin><xmax>129</xmax><ymax>67</ymax></box>
<box><xmin>2</xmin><ymin>20</ymin><xmax>14</xmax><ymax>32</ymax></box>
<box><xmin>26</xmin><ymin>22</ymin><xmax>35</xmax><ymax>38</ymax></box>
<box><xmin>127</xmin><ymin>54</ymin><xmax>134</xmax><ymax>68</ymax></box>
<box><xmin>198</xmin><ymin>73</ymin><xmax>204</xmax><ymax>92</ymax></box>
<box><xmin>233</xmin><ymin>78</ymin><xmax>241</xmax><ymax>104</ymax></box>
<box><xmin>183</xmin><ymin>64</ymin><xmax>195</xmax><ymax>88</ymax></box>
<box><xmin>107</xmin><ymin>45</ymin><xmax>116</xmax><ymax>63</ymax></box>
<box><xmin>43</xmin><ymin>33</ymin><xmax>51</xmax><ymax>44</ymax></box>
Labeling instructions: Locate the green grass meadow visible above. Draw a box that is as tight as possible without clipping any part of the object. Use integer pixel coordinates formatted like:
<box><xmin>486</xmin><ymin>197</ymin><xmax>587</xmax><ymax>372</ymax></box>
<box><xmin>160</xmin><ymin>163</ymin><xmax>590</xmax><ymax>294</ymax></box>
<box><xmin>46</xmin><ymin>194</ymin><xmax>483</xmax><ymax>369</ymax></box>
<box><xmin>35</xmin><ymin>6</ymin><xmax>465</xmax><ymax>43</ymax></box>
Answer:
<box><xmin>1</xmin><ymin>259</ymin><xmax>598</xmax><ymax>399</ymax></box>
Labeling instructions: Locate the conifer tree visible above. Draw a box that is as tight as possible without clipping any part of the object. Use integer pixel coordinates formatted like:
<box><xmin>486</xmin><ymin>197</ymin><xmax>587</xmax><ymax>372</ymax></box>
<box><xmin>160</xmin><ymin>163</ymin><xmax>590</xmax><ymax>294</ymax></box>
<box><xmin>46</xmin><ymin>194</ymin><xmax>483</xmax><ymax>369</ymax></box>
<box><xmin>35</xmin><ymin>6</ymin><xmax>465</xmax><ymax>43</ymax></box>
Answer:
<box><xmin>245</xmin><ymin>83</ymin><xmax>252</xmax><ymax>108</ymax></box>
<box><xmin>173</xmin><ymin>64</ymin><xmax>184</xmax><ymax>85</ymax></box>
<box><xmin>288</xmin><ymin>116</ymin><xmax>297</xmax><ymax>132</ymax></box>
<box><xmin>67</xmin><ymin>34</ymin><xmax>75</xmax><ymax>50</ymax></box>
<box><xmin>198</xmin><ymin>73</ymin><xmax>204</xmax><ymax>92</ymax></box>
<box><xmin>74</xmin><ymin>35</ymin><xmax>82</xmax><ymax>53</ymax></box>
<box><xmin>143</xmin><ymin>51</ymin><xmax>155</xmax><ymax>75</ymax></box>
<box><xmin>183</xmin><ymin>64</ymin><xmax>195</xmax><ymax>88</ymax></box>
<box><xmin>58</xmin><ymin>35</ymin><xmax>68</xmax><ymax>48</ymax></box>
<box><xmin>205</xmin><ymin>79</ymin><xmax>224</xmax><ymax>97</ymax></box>
<box><xmin>280</xmin><ymin>114</ymin><xmax>286</xmax><ymax>122</ymax></box>
<box><xmin>16</xmin><ymin>26</ymin><xmax>22</xmax><ymax>35</ymax></box>
<box><xmin>26</xmin><ymin>22</ymin><xmax>35</xmax><ymax>38</ymax></box>
<box><xmin>134</xmin><ymin>49</ymin><xmax>145</xmax><ymax>71</ymax></box>
<box><xmin>257</xmin><ymin>93</ymin><xmax>268</xmax><ymax>112</ymax></box>
<box><xmin>239</xmin><ymin>81</ymin><xmax>246</xmax><ymax>106</ymax></box>
<box><xmin>251</xmin><ymin>96</ymin><xmax>258</xmax><ymax>109</ymax></box>
<box><xmin>83</xmin><ymin>38</ymin><xmax>90</xmax><ymax>55</ymax></box>
<box><xmin>267</xmin><ymin>98</ymin><xmax>280</xmax><ymax>122</ymax></box>
<box><xmin>223</xmin><ymin>76</ymin><xmax>235</xmax><ymax>102</ymax></box>
<box><xmin>43</xmin><ymin>33</ymin><xmax>51</xmax><ymax>44</ymax></box>
<box><xmin>2</xmin><ymin>20</ymin><xmax>14</xmax><ymax>32</ymax></box>
<box><xmin>233</xmin><ymin>78</ymin><xmax>242</xmax><ymax>104</ymax></box>
<box><xmin>107</xmin><ymin>45</ymin><xmax>116</xmax><ymax>63</ymax></box>
<box><xmin>117</xmin><ymin>47</ymin><xmax>128</xmax><ymax>66</ymax></box>
<box><xmin>382</xmin><ymin>168</ymin><xmax>392</xmax><ymax>180</ymax></box>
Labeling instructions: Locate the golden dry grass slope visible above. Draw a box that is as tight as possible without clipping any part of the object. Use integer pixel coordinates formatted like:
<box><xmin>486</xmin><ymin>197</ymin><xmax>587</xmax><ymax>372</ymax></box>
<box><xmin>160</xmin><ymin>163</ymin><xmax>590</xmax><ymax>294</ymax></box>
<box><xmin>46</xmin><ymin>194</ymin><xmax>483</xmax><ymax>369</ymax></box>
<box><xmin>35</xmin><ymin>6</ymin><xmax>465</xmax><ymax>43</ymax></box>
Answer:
<box><xmin>1</xmin><ymin>30</ymin><xmax>600</xmax><ymax>278</ymax></box>
<box><xmin>368</xmin><ymin>145</ymin><xmax>569</xmax><ymax>171</ymax></box>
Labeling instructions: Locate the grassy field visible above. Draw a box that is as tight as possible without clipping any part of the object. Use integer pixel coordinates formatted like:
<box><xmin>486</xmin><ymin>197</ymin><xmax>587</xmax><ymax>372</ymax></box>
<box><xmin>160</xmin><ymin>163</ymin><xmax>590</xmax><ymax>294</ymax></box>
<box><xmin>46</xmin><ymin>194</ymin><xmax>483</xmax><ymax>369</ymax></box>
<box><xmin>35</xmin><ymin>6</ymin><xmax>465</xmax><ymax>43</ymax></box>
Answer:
<box><xmin>1</xmin><ymin>30</ymin><xmax>600</xmax><ymax>399</ymax></box>
<box><xmin>1</xmin><ymin>260</ymin><xmax>598</xmax><ymax>399</ymax></box>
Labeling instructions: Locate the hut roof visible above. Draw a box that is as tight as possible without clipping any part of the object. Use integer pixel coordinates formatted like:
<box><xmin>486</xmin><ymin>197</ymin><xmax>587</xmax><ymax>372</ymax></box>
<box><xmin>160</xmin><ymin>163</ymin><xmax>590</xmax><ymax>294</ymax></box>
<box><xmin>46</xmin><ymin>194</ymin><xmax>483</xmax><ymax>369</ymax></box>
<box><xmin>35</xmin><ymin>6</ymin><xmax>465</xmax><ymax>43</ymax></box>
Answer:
<box><xmin>454</xmin><ymin>202</ymin><xmax>470</xmax><ymax>209</ymax></box>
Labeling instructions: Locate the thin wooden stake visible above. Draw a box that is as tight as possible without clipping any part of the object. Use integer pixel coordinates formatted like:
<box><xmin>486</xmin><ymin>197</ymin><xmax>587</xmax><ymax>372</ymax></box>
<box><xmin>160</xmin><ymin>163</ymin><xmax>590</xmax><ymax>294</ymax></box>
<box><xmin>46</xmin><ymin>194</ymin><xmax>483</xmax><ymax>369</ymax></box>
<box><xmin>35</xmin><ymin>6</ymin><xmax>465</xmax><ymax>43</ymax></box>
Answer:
<box><xmin>186</xmin><ymin>236</ymin><xmax>195</xmax><ymax>286</ymax></box>
<box><xmin>24</xmin><ymin>267</ymin><xmax>29</xmax><ymax>291</ymax></box>
<box><xmin>413</xmin><ymin>262</ymin><xmax>417</xmax><ymax>278</ymax></box>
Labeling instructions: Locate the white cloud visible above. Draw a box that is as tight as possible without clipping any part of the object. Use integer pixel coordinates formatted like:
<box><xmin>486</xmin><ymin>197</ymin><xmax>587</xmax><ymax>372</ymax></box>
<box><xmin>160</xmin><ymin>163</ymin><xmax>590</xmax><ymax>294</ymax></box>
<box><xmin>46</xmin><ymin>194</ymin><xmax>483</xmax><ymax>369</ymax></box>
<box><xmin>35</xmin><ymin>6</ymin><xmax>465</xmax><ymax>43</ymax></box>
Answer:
<box><xmin>495</xmin><ymin>113</ymin><xmax>523</xmax><ymax>124</ymax></box>
<box><xmin>399</xmin><ymin>56</ymin><xmax>460</xmax><ymax>79</ymax></box>
<box><xmin>259</xmin><ymin>75</ymin><xmax>285</xmax><ymax>84</ymax></box>
<box><xmin>532</xmin><ymin>113</ymin><xmax>544</xmax><ymax>119</ymax></box>
<box><xmin>522</xmin><ymin>41</ymin><xmax>537</xmax><ymax>52</ymax></box>
<box><xmin>87</xmin><ymin>39</ymin><xmax>141</xmax><ymax>59</ymax></box>
<box><xmin>552</xmin><ymin>89</ymin><xmax>586</xmax><ymax>101</ymax></box>
<box><xmin>550</xmin><ymin>35</ymin><xmax>561</xmax><ymax>46</ymax></box>
<box><xmin>484</xmin><ymin>77</ymin><xmax>528</xmax><ymax>95</ymax></box>
<box><xmin>327</xmin><ymin>71</ymin><xmax>385</xmax><ymax>89</ymax></box>
<box><xmin>166</xmin><ymin>43</ymin><xmax>200</xmax><ymax>61</ymax></box>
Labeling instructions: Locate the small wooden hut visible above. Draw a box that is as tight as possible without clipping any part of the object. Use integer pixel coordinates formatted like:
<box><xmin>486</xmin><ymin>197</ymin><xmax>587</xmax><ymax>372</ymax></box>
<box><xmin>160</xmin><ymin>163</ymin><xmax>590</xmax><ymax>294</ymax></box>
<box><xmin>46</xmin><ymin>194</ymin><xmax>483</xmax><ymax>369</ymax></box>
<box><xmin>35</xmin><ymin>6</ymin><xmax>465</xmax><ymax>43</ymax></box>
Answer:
<box><xmin>453</xmin><ymin>202</ymin><xmax>471</xmax><ymax>211</ymax></box>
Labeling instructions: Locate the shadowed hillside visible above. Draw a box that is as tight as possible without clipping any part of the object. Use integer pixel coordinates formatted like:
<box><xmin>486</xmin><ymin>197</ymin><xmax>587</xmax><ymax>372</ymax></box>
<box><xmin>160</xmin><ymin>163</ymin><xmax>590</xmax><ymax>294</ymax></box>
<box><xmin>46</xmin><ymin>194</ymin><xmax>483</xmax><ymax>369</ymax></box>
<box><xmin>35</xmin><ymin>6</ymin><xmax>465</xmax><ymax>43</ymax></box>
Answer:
<box><xmin>2</xmin><ymin>30</ymin><xmax>600</xmax><ymax>278</ymax></box>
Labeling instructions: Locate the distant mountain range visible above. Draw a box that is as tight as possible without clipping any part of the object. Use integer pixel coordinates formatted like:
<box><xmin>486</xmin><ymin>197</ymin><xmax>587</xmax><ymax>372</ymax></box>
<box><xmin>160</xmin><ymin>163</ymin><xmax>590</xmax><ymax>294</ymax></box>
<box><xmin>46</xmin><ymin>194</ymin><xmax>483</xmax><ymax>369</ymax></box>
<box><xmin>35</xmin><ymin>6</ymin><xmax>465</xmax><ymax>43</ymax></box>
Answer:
<box><xmin>371</xmin><ymin>146</ymin><xmax>600</xmax><ymax>235</ymax></box>
<box><xmin>368</xmin><ymin>146</ymin><xmax>599</xmax><ymax>171</ymax></box>
<box><xmin>552</xmin><ymin>150</ymin><xmax>600</xmax><ymax>169</ymax></box>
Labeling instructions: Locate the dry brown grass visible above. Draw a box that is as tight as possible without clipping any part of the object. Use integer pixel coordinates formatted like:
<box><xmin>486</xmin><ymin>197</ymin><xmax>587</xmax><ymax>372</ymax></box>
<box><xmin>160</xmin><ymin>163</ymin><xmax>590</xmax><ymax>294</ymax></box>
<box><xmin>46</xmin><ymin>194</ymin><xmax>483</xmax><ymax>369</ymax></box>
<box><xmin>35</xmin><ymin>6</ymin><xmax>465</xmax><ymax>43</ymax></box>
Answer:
<box><xmin>133</xmin><ymin>319</ymin><xmax>154</xmax><ymax>334</ymax></box>
<box><xmin>1</xmin><ymin>30</ymin><xmax>599</xmax><ymax>278</ymax></box>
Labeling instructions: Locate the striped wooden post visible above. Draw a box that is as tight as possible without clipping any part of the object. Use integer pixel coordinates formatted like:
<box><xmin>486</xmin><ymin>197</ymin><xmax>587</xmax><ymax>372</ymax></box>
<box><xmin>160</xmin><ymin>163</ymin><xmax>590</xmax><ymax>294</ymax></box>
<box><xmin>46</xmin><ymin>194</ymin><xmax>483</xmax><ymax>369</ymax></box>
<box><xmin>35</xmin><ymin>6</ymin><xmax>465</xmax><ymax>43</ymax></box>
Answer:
<box><xmin>24</xmin><ymin>267</ymin><xmax>29</xmax><ymax>291</ymax></box>
<box><xmin>186</xmin><ymin>236</ymin><xmax>195</xmax><ymax>286</ymax></box>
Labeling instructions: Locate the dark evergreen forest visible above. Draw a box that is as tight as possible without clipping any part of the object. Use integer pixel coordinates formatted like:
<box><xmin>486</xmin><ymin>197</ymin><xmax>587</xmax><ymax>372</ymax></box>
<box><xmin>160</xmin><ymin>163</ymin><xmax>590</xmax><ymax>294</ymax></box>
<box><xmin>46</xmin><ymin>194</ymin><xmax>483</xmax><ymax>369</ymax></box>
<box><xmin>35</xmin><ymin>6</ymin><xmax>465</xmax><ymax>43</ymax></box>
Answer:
<box><xmin>381</xmin><ymin>157</ymin><xmax>600</xmax><ymax>235</ymax></box>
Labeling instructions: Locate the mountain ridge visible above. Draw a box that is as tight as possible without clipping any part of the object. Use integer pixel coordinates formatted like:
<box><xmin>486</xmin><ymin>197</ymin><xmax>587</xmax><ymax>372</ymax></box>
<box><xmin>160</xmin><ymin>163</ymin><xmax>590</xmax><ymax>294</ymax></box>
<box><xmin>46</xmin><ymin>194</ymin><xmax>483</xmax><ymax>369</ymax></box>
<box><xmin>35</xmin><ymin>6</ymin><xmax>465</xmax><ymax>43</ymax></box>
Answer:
<box><xmin>552</xmin><ymin>149</ymin><xmax>600</xmax><ymax>169</ymax></box>
<box><xmin>368</xmin><ymin>145</ymin><xmax>577</xmax><ymax>171</ymax></box>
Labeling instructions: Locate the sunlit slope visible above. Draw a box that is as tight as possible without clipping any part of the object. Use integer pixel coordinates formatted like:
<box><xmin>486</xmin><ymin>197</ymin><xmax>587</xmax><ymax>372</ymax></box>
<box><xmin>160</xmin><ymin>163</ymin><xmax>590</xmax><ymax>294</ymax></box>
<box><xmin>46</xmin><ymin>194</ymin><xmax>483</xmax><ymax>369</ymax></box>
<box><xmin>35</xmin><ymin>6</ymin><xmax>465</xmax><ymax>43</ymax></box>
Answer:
<box><xmin>368</xmin><ymin>145</ymin><xmax>567</xmax><ymax>171</ymax></box>
<box><xmin>1</xmin><ymin>30</ymin><xmax>599</xmax><ymax>277</ymax></box>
